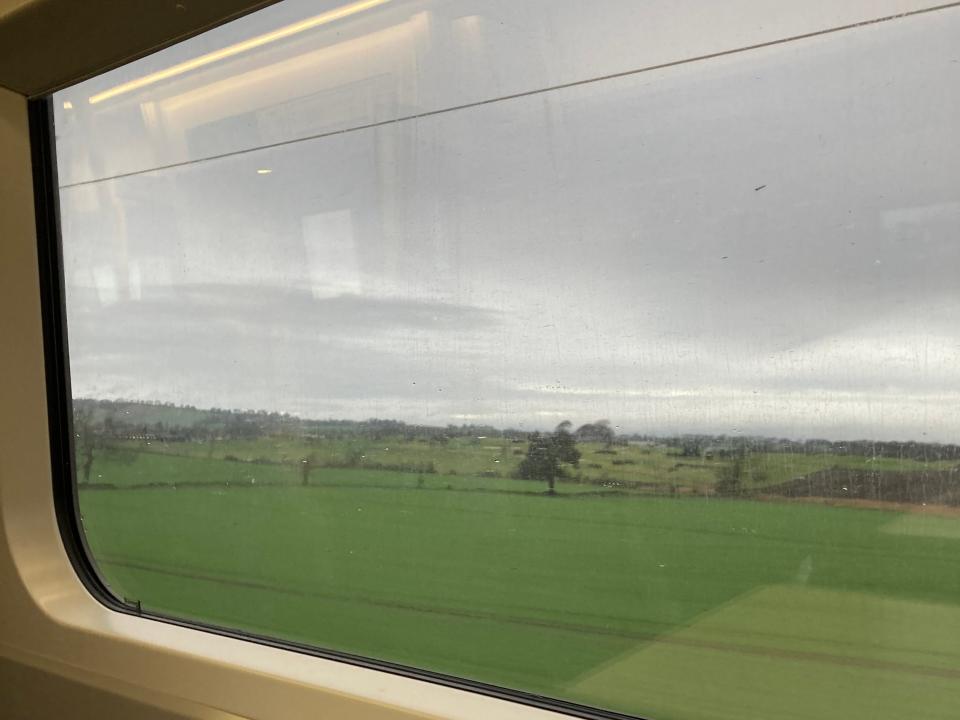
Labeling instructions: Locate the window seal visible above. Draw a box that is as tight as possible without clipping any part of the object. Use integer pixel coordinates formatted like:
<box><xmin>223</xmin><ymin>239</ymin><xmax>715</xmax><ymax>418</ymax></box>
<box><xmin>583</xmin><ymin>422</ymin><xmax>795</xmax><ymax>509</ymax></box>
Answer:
<box><xmin>29</xmin><ymin>95</ymin><xmax>646</xmax><ymax>720</ymax></box>
<box><xmin>30</xmin><ymin>95</ymin><xmax>130</xmax><ymax>613</ymax></box>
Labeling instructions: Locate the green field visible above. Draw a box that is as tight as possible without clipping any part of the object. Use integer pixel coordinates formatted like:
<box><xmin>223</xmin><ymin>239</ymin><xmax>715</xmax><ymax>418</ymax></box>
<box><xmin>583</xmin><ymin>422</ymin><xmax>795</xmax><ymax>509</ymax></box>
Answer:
<box><xmin>116</xmin><ymin>436</ymin><xmax>955</xmax><ymax>491</ymax></box>
<box><xmin>79</xmin><ymin>450</ymin><xmax>960</xmax><ymax>719</ymax></box>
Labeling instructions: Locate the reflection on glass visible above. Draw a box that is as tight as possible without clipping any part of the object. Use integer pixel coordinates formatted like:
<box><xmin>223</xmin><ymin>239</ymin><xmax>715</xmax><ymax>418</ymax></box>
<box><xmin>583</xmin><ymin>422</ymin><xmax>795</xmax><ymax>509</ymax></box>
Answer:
<box><xmin>56</xmin><ymin>1</ymin><xmax>960</xmax><ymax>718</ymax></box>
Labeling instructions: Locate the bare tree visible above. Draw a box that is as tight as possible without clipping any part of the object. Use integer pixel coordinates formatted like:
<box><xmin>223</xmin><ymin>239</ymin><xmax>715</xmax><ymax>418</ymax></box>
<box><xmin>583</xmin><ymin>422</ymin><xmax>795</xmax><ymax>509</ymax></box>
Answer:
<box><xmin>300</xmin><ymin>452</ymin><xmax>318</xmax><ymax>486</ymax></box>
<box><xmin>73</xmin><ymin>405</ymin><xmax>100</xmax><ymax>485</ymax></box>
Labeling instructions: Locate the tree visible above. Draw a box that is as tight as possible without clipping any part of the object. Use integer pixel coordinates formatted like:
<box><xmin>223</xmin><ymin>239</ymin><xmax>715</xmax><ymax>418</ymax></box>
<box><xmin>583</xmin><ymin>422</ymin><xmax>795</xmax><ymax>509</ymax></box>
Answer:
<box><xmin>714</xmin><ymin>455</ymin><xmax>768</xmax><ymax>497</ymax></box>
<box><xmin>594</xmin><ymin>419</ymin><xmax>615</xmax><ymax>449</ymax></box>
<box><xmin>680</xmin><ymin>438</ymin><xmax>704</xmax><ymax>458</ymax></box>
<box><xmin>300</xmin><ymin>452</ymin><xmax>318</xmax><ymax>486</ymax></box>
<box><xmin>73</xmin><ymin>406</ymin><xmax>136</xmax><ymax>484</ymax></box>
<box><xmin>552</xmin><ymin>421</ymin><xmax>581</xmax><ymax>465</ymax></box>
<box><xmin>73</xmin><ymin>405</ymin><xmax>102</xmax><ymax>485</ymax></box>
<box><xmin>516</xmin><ymin>421</ymin><xmax>581</xmax><ymax>494</ymax></box>
<box><xmin>714</xmin><ymin>457</ymin><xmax>744</xmax><ymax>496</ymax></box>
<box><xmin>574</xmin><ymin>419</ymin><xmax>615</xmax><ymax>448</ymax></box>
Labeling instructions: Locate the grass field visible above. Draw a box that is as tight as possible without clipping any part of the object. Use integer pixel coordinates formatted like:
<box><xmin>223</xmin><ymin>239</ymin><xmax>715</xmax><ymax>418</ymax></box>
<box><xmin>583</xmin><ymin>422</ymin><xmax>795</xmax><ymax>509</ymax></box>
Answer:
<box><xmin>118</xmin><ymin>436</ymin><xmax>956</xmax><ymax>491</ymax></box>
<box><xmin>78</xmin><ymin>449</ymin><xmax>960</xmax><ymax>719</ymax></box>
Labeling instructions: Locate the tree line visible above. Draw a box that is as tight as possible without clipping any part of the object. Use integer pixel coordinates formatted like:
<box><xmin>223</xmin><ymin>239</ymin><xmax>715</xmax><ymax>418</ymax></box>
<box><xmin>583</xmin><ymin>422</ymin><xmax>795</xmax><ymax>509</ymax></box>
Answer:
<box><xmin>72</xmin><ymin>399</ymin><xmax>960</xmax><ymax>493</ymax></box>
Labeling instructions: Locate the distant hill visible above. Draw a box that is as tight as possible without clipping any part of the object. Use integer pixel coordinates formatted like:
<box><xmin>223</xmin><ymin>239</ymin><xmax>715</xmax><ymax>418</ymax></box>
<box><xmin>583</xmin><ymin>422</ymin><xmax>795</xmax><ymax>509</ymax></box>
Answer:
<box><xmin>71</xmin><ymin>398</ymin><xmax>510</xmax><ymax>442</ymax></box>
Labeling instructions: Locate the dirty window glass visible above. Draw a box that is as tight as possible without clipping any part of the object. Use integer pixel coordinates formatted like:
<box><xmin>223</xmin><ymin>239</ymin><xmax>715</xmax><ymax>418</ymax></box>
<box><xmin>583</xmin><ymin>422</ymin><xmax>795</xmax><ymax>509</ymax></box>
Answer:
<box><xmin>54</xmin><ymin>1</ymin><xmax>960</xmax><ymax>718</ymax></box>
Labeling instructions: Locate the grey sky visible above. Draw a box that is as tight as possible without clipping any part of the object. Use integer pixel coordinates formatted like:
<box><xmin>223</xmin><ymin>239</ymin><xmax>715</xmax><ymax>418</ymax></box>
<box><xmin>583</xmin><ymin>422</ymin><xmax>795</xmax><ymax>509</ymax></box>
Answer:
<box><xmin>54</xmin><ymin>0</ymin><xmax>960</xmax><ymax>441</ymax></box>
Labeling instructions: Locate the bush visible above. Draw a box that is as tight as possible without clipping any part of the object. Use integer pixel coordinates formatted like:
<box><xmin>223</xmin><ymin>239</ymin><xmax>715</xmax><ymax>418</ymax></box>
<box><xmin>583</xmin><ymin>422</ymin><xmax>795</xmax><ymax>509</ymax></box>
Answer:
<box><xmin>715</xmin><ymin>457</ymin><xmax>768</xmax><ymax>496</ymax></box>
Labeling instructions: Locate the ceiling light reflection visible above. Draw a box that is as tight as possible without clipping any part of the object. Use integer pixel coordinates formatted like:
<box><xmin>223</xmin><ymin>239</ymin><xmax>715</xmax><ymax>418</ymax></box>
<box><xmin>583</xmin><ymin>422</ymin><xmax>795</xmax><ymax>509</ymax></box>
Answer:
<box><xmin>88</xmin><ymin>0</ymin><xmax>392</xmax><ymax>105</ymax></box>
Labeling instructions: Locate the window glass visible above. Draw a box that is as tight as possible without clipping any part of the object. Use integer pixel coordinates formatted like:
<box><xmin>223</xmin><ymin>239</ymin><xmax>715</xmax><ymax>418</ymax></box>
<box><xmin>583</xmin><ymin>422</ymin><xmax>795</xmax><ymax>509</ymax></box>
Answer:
<box><xmin>54</xmin><ymin>2</ymin><xmax>960</xmax><ymax>718</ymax></box>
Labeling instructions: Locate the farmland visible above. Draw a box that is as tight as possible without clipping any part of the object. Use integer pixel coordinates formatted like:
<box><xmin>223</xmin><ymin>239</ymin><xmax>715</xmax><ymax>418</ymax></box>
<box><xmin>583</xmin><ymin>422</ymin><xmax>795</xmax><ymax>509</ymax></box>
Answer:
<box><xmin>78</xmin><ymin>443</ymin><xmax>960</xmax><ymax>720</ymax></box>
<box><xmin>99</xmin><ymin>434</ymin><xmax>957</xmax><ymax>493</ymax></box>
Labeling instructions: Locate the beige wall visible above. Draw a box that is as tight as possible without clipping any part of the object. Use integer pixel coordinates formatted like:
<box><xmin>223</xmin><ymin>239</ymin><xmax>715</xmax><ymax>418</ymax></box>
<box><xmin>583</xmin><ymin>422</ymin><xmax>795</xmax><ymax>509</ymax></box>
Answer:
<box><xmin>0</xmin><ymin>0</ymin><xmax>32</xmax><ymax>21</ymax></box>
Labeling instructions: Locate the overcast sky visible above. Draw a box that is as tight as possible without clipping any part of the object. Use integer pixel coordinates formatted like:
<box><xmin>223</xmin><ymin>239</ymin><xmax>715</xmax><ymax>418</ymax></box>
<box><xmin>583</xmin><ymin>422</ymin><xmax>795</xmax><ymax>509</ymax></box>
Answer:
<box><xmin>53</xmin><ymin>0</ymin><xmax>960</xmax><ymax>441</ymax></box>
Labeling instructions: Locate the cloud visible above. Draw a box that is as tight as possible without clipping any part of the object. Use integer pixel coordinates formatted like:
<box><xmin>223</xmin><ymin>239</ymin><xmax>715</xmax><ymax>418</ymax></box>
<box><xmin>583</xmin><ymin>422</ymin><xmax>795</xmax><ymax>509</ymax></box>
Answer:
<box><xmin>57</xmin><ymin>6</ymin><xmax>960</xmax><ymax>442</ymax></box>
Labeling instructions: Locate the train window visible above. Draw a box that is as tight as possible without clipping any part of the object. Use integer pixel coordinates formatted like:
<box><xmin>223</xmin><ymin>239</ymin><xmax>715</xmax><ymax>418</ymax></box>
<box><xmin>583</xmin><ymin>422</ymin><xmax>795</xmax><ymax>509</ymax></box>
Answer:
<box><xmin>45</xmin><ymin>1</ymin><xmax>960</xmax><ymax>718</ymax></box>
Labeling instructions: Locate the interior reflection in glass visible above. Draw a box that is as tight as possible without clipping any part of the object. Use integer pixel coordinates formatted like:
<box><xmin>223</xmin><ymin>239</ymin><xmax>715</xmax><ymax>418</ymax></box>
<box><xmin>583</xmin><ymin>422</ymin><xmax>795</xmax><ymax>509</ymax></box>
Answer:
<box><xmin>55</xmin><ymin>2</ymin><xmax>960</xmax><ymax>719</ymax></box>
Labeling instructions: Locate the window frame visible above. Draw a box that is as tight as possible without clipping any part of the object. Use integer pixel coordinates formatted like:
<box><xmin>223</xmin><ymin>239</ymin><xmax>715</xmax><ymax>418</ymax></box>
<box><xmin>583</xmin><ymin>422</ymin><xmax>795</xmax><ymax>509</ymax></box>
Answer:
<box><xmin>9</xmin><ymin>2</ymin><xmax>960</xmax><ymax>717</ymax></box>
